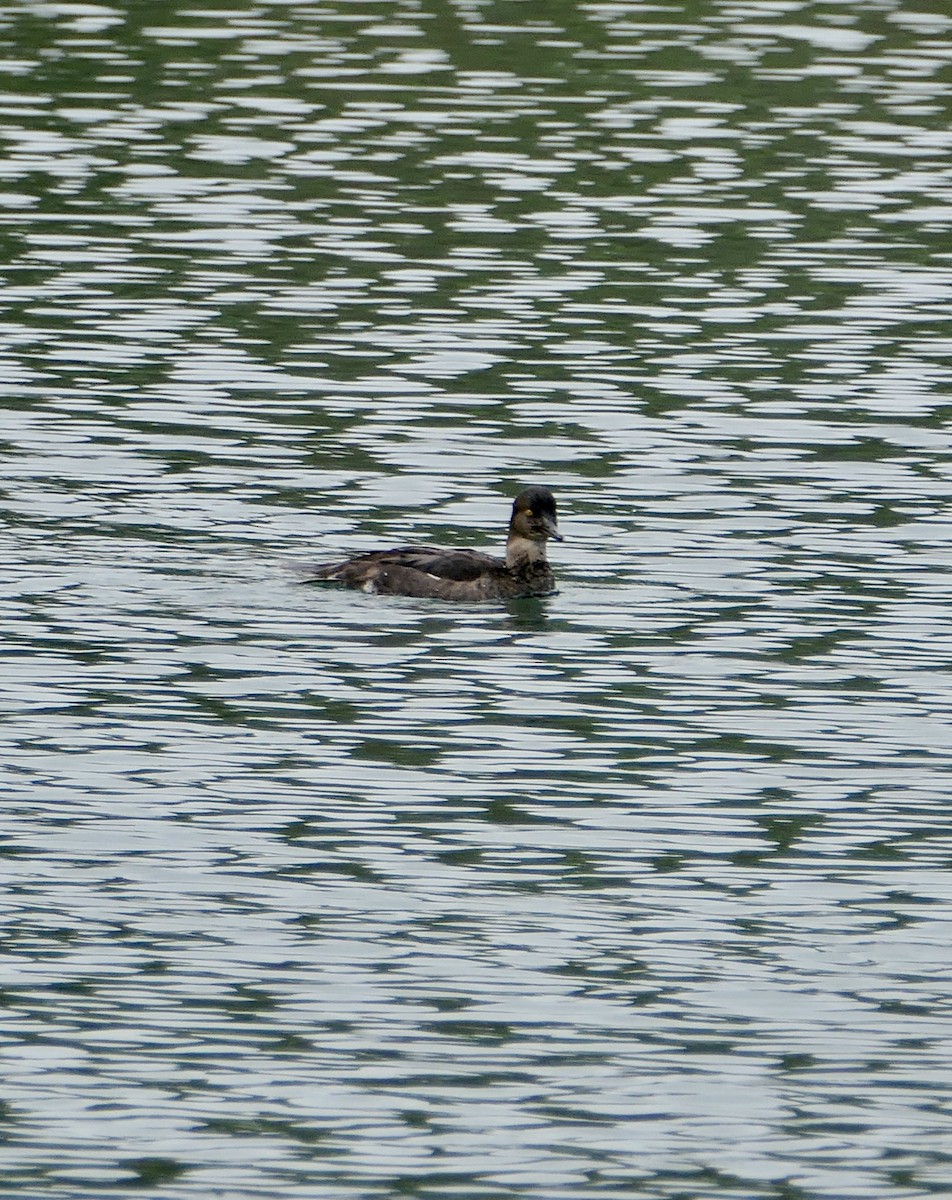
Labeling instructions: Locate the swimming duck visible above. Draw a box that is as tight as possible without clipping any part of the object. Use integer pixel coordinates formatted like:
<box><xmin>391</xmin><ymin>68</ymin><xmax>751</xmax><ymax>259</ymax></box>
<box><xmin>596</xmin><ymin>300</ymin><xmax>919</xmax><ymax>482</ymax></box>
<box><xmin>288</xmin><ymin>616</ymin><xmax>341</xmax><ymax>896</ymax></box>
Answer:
<box><xmin>299</xmin><ymin>486</ymin><xmax>563</xmax><ymax>601</ymax></box>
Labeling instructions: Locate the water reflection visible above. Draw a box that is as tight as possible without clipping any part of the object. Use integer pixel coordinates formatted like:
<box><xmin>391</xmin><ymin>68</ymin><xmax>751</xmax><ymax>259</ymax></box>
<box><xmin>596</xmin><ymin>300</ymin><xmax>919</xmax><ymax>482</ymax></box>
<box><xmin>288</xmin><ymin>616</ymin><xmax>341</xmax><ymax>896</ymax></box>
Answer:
<box><xmin>3</xmin><ymin>0</ymin><xmax>952</xmax><ymax>1196</ymax></box>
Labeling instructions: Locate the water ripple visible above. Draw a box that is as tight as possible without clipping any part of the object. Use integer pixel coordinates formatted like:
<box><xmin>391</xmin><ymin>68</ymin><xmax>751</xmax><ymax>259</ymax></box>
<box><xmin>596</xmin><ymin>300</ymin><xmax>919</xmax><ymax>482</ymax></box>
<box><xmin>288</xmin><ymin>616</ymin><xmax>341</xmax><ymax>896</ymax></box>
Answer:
<box><xmin>3</xmin><ymin>0</ymin><xmax>952</xmax><ymax>1196</ymax></box>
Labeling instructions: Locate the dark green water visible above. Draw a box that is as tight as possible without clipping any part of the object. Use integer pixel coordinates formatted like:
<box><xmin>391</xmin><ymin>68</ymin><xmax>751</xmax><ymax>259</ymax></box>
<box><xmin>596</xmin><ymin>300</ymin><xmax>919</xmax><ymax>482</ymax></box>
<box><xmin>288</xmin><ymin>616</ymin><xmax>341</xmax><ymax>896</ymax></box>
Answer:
<box><xmin>3</xmin><ymin>1</ymin><xmax>952</xmax><ymax>1197</ymax></box>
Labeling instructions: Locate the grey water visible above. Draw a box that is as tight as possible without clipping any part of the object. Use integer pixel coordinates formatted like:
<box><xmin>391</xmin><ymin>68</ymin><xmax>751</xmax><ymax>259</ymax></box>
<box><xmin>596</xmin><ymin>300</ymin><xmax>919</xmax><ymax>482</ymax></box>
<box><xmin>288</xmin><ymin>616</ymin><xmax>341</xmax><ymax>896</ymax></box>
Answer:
<box><xmin>3</xmin><ymin>0</ymin><xmax>952</xmax><ymax>1196</ymax></box>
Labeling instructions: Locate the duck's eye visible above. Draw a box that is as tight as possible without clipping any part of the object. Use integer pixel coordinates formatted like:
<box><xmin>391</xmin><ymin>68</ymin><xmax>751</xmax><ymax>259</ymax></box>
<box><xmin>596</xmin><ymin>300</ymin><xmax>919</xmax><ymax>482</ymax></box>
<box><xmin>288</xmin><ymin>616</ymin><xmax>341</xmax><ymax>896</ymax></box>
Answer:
<box><xmin>524</xmin><ymin>509</ymin><xmax>534</xmax><ymax>518</ymax></box>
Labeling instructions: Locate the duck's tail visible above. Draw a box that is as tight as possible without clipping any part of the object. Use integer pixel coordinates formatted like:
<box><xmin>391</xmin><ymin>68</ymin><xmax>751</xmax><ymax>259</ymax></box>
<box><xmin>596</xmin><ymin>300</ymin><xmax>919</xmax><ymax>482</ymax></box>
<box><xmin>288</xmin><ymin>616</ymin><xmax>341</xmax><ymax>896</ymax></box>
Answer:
<box><xmin>285</xmin><ymin>559</ymin><xmax>346</xmax><ymax>582</ymax></box>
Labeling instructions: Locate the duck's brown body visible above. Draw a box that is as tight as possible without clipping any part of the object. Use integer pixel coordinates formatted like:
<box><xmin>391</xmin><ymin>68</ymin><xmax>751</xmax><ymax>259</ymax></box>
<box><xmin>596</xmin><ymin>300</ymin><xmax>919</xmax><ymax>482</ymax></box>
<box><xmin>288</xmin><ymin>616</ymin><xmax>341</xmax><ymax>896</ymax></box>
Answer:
<box><xmin>299</xmin><ymin>487</ymin><xmax>562</xmax><ymax>601</ymax></box>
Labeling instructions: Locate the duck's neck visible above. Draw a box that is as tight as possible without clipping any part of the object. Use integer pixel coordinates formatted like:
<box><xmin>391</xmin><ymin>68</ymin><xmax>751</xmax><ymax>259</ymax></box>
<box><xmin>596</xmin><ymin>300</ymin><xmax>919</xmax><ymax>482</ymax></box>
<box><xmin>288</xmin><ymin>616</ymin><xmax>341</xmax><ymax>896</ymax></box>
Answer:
<box><xmin>506</xmin><ymin>534</ymin><xmax>546</xmax><ymax>570</ymax></box>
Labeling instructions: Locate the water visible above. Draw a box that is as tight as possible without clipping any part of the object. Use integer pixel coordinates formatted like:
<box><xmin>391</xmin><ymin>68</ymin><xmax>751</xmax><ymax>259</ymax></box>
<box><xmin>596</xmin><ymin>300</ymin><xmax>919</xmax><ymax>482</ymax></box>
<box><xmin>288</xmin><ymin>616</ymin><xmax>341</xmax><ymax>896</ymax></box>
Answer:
<box><xmin>3</xmin><ymin>0</ymin><xmax>952</xmax><ymax>1196</ymax></box>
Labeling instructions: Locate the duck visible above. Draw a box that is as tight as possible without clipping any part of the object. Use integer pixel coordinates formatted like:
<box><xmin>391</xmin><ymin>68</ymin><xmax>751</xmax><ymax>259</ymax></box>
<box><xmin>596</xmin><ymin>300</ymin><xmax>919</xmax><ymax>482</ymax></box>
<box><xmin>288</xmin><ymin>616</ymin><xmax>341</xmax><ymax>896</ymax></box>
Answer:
<box><xmin>298</xmin><ymin>486</ymin><xmax>563</xmax><ymax>601</ymax></box>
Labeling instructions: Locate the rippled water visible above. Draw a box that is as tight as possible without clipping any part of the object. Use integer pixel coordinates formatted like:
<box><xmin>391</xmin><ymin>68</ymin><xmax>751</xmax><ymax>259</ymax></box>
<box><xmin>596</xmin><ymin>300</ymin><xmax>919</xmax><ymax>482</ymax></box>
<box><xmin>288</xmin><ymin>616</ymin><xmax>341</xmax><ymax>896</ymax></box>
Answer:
<box><xmin>3</xmin><ymin>0</ymin><xmax>952</xmax><ymax>1196</ymax></box>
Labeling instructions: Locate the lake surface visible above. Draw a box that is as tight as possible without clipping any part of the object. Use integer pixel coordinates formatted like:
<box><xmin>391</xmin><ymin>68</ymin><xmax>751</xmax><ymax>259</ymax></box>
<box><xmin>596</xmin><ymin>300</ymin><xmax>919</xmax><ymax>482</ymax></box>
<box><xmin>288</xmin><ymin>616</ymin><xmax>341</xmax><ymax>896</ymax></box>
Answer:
<box><xmin>3</xmin><ymin>0</ymin><xmax>952</xmax><ymax>1196</ymax></box>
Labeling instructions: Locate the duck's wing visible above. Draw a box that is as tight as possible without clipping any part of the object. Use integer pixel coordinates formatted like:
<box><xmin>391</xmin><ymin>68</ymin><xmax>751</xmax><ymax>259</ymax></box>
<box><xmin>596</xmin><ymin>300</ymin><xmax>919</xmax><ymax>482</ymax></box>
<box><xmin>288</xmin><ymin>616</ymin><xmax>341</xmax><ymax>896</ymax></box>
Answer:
<box><xmin>295</xmin><ymin>545</ymin><xmax>502</xmax><ymax>585</ymax></box>
<box><xmin>381</xmin><ymin>546</ymin><xmax>502</xmax><ymax>581</ymax></box>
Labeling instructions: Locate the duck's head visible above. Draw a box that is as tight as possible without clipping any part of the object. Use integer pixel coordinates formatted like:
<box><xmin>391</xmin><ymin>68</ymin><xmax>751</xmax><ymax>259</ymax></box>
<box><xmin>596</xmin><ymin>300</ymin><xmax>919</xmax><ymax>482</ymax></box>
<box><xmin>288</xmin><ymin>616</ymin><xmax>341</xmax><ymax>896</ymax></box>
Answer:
<box><xmin>509</xmin><ymin>486</ymin><xmax>562</xmax><ymax>544</ymax></box>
